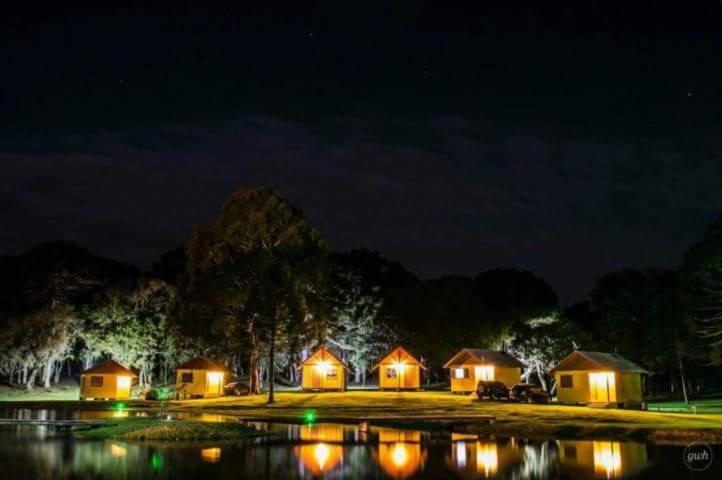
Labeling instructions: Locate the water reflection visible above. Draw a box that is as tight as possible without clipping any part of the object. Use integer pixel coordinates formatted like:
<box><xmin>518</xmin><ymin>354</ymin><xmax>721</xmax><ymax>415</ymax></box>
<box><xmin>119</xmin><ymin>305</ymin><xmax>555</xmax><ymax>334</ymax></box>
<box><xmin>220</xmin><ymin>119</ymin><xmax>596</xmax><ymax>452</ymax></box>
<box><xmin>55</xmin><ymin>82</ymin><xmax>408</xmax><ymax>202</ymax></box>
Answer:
<box><xmin>559</xmin><ymin>440</ymin><xmax>648</xmax><ymax>479</ymax></box>
<box><xmin>375</xmin><ymin>428</ymin><xmax>426</xmax><ymax>478</ymax></box>
<box><xmin>0</xmin><ymin>409</ymin><xmax>665</xmax><ymax>480</ymax></box>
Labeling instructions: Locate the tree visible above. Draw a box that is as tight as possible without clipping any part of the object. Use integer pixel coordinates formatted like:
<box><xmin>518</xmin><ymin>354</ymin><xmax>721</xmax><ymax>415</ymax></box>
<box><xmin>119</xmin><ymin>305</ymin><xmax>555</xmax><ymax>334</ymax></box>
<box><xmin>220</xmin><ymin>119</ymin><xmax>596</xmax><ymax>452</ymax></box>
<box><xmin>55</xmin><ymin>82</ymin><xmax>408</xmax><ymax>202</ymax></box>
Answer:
<box><xmin>177</xmin><ymin>186</ymin><xmax>328</xmax><ymax>401</ymax></box>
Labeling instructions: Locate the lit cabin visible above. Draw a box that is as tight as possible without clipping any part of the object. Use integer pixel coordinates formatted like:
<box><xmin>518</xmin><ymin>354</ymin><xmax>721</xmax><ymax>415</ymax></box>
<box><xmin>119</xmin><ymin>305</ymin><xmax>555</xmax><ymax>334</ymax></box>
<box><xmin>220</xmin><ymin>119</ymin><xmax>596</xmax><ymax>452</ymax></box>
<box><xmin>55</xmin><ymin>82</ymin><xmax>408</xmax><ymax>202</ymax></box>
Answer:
<box><xmin>80</xmin><ymin>360</ymin><xmax>136</xmax><ymax>400</ymax></box>
<box><xmin>176</xmin><ymin>356</ymin><xmax>231</xmax><ymax>399</ymax></box>
<box><xmin>443</xmin><ymin>348</ymin><xmax>525</xmax><ymax>393</ymax></box>
<box><xmin>372</xmin><ymin>346</ymin><xmax>425</xmax><ymax>390</ymax></box>
<box><xmin>549</xmin><ymin>351</ymin><xmax>649</xmax><ymax>408</ymax></box>
<box><xmin>300</xmin><ymin>347</ymin><xmax>349</xmax><ymax>391</ymax></box>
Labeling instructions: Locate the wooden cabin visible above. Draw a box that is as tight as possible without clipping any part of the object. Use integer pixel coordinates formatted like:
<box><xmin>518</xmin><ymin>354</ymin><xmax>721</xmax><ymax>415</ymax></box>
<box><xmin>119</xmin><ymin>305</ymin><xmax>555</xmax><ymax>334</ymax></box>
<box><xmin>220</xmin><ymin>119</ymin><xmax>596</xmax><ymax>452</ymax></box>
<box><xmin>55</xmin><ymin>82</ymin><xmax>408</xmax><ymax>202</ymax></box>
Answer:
<box><xmin>372</xmin><ymin>346</ymin><xmax>425</xmax><ymax>390</ymax></box>
<box><xmin>443</xmin><ymin>348</ymin><xmax>524</xmax><ymax>393</ymax></box>
<box><xmin>176</xmin><ymin>356</ymin><xmax>230</xmax><ymax>399</ymax></box>
<box><xmin>548</xmin><ymin>351</ymin><xmax>649</xmax><ymax>408</ymax></box>
<box><xmin>80</xmin><ymin>360</ymin><xmax>136</xmax><ymax>400</ymax></box>
<box><xmin>300</xmin><ymin>347</ymin><xmax>349</xmax><ymax>391</ymax></box>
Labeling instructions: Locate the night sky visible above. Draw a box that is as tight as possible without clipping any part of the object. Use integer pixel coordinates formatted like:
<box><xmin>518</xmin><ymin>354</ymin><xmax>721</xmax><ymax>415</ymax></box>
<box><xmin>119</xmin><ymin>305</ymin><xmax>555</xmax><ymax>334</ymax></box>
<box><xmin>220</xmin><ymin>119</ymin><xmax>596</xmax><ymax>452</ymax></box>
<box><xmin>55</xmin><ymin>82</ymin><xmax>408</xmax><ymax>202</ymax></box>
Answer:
<box><xmin>3</xmin><ymin>1</ymin><xmax>722</xmax><ymax>303</ymax></box>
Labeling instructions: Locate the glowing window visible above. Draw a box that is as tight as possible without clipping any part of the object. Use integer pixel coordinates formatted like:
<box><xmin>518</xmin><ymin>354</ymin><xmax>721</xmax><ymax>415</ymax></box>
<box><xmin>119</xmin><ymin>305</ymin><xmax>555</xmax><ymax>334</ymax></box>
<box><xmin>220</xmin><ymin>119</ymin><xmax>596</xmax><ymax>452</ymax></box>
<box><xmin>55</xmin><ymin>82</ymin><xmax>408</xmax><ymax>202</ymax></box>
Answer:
<box><xmin>475</xmin><ymin>366</ymin><xmax>494</xmax><ymax>381</ymax></box>
<box><xmin>326</xmin><ymin>368</ymin><xmax>338</xmax><ymax>380</ymax></box>
<box><xmin>454</xmin><ymin>368</ymin><xmax>468</xmax><ymax>379</ymax></box>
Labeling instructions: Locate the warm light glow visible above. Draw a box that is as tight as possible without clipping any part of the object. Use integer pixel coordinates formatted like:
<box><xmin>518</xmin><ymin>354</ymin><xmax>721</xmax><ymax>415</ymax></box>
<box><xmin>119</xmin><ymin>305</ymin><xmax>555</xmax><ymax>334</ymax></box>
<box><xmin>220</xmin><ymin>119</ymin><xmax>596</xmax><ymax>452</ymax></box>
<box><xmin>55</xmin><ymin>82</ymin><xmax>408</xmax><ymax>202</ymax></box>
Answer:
<box><xmin>593</xmin><ymin>441</ymin><xmax>622</xmax><ymax>478</ymax></box>
<box><xmin>391</xmin><ymin>362</ymin><xmax>404</xmax><ymax>371</ymax></box>
<box><xmin>201</xmin><ymin>447</ymin><xmax>222</xmax><ymax>463</ymax></box>
<box><xmin>112</xmin><ymin>410</ymin><xmax>129</xmax><ymax>418</ymax></box>
<box><xmin>391</xmin><ymin>443</ymin><xmax>408</xmax><ymax>467</ymax></box>
<box><xmin>589</xmin><ymin>372</ymin><xmax>617</xmax><ymax>403</ymax></box>
<box><xmin>456</xmin><ymin>441</ymin><xmax>467</xmax><ymax>468</ymax></box>
<box><xmin>454</xmin><ymin>368</ymin><xmax>466</xmax><ymax>379</ymax></box>
<box><xmin>207</xmin><ymin>371</ymin><xmax>223</xmax><ymax>385</ymax></box>
<box><xmin>315</xmin><ymin>443</ymin><xmax>330</xmax><ymax>469</ymax></box>
<box><xmin>316</xmin><ymin>361</ymin><xmax>329</xmax><ymax>373</ymax></box>
<box><xmin>475</xmin><ymin>366</ymin><xmax>494</xmax><ymax>381</ymax></box>
<box><xmin>475</xmin><ymin>442</ymin><xmax>498</xmax><ymax>477</ymax></box>
<box><xmin>116</xmin><ymin>376</ymin><xmax>131</xmax><ymax>393</ymax></box>
<box><xmin>110</xmin><ymin>443</ymin><xmax>127</xmax><ymax>457</ymax></box>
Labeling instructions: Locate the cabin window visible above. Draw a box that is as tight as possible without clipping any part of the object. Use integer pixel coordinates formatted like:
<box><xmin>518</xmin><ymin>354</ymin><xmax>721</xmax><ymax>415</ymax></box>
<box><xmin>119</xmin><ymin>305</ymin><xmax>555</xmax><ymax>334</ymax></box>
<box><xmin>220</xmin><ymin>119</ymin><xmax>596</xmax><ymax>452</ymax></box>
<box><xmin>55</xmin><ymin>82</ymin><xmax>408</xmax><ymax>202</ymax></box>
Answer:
<box><xmin>560</xmin><ymin>375</ymin><xmax>573</xmax><ymax>388</ymax></box>
<box><xmin>326</xmin><ymin>368</ymin><xmax>338</xmax><ymax>380</ymax></box>
<box><xmin>90</xmin><ymin>376</ymin><xmax>104</xmax><ymax>387</ymax></box>
<box><xmin>181</xmin><ymin>372</ymin><xmax>194</xmax><ymax>383</ymax></box>
<box><xmin>386</xmin><ymin>368</ymin><xmax>397</xmax><ymax>379</ymax></box>
<box><xmin>454</xmin><ymin>368</ymin><xmax>469</xmax><ymax>379</ymax></box>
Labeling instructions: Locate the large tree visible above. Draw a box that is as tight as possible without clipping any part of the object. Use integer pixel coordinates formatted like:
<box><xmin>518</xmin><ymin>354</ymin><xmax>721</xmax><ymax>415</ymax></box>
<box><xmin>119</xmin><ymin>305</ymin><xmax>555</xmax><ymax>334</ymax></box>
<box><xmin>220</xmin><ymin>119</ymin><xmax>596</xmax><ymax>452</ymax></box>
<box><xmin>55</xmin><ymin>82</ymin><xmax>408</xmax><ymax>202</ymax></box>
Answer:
<box><xmin>177</xmin><ymin>186</ymin><xmax>328</xmax><ymax>400</ymax></box>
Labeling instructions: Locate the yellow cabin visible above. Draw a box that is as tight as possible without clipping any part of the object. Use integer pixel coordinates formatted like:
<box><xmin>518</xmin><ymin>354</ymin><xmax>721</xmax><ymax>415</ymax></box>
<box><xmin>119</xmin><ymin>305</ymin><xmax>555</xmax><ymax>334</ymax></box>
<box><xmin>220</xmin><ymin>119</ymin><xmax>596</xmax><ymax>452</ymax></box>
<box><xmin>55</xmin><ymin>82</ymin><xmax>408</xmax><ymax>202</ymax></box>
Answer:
<box><xmin>80</xmin><ymin>360</ymin><xmax>136</xmax><ymax>400</ymax></box>
<box><xmin>300</xmin><ymin>347</ymin><xmax>349</xmax><ymax>391</ymax></box>
<box><xmin>558</xmin><ymin>440</ymin><xmax>649</xmax><ymax>478</ymax></box>
<box><xmin>176</xmin><ymin>356</ymin><xmax>230</xmax><ymax>399</ymax></box>
<box><xmin>443</xmin><ymin>348</ymin><xmax>524</xmax><ymax>393</ymax></box>
<box><xmin>549</xmin><ymin>351</ymin><xmax>649</xmax><ymax>408</ymax></box>
<box><xmin>372</xmin><ymin>346</ymin><xmax>425</xmax><ymax>390</ymax></box>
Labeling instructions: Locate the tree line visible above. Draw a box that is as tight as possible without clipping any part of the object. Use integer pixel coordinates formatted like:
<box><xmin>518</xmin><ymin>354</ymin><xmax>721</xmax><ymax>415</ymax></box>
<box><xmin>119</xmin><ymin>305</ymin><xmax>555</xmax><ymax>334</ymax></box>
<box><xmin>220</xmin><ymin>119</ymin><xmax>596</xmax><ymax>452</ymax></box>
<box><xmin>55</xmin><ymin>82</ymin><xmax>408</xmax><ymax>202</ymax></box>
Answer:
<box><xmin>1</xmin><ymin>186</ymin><xmax>720</xmax><ymax>401</ymax></box>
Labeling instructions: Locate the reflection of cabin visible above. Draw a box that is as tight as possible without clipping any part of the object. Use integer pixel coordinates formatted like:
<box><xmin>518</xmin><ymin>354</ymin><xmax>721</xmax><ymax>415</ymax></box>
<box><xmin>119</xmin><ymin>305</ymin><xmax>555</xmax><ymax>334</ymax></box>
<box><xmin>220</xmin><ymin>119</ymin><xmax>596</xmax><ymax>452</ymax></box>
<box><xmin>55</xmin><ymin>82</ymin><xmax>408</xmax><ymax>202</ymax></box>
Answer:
<box><xmin>549</xmin><ymin>351</ymin><xmax>649</xmax><ymax>408</ymax></box>
<box><xmin>175</xmin><ymin>356</ymin><xmax>230</xmax><ymax>399</ymax></box>
<box><xmin>300</xmin><ymin>347</ymin><xmax>349</xmax><ymax>391</ymax></box>
<box><xmin>443</xmin><ymin>349</ymin><xmax>525</xmax><ymax>393</ymax></box>
<box><xmin>295</xmin><ymin>443</ymin><xmax>344</xmax><ymax>476</ymax></box>
<box><xmin>448</xmin><ymin>436</ymin><xmax>524</xmax><ymax>479</ymax></box>
<box><xmin>374</xmin><ymin>428</ymin><xmax>426</xmax><ymax>479</ymax></box>
<box><xmin>80</xmin><ymin>360</ymin><xmax>136</xmax><ymax>400</ymax></box>
<box><xmin>558</xmin><ymin>440</ymin><xmax>649</xmax><ymax>478</ymax></box>
<box><xmin>372</xmin><ymin>346</ymin><xmax>424</xmax><ymax>390</ymax></box>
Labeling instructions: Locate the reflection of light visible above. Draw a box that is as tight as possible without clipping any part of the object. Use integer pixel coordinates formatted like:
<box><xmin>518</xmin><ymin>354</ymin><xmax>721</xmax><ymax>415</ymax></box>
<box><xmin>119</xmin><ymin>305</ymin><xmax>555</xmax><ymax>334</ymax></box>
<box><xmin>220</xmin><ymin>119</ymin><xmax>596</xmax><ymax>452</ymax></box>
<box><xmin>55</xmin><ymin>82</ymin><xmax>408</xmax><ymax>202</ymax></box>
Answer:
<box><xmin>594</xmin><ymin>441</ymin><xmax>622</xmax><ymax>478</ymax></box>
<box><xmin>110</xmin><ymin>443</ymin><xmax>127</xmax><ymax>457</ymax></box>
<box><xmin>454</xmin><ymin>369</ymin><xmax>465</xmax><ymax>379</ymax></box>
<box><xmin>201</xmin><ymin>448</ymin><xmax>222</xmax><ymax>463</ymax></box>
<box><xmin>112</xmin><ymin>410</ymin><xmax>129</xmax><ymax>418</ymax></box>
<box><xmin>315</xmin><ymin>443</ymin><xmax>330</xmax><ymax>469</ymax></box>
<box><xmin>476</xmin><ymin>442</ymin><xmax>498</xmax><ymax>477</ymax></box>
<box><xmin>391</xmin><ymin>443</ymin><xmax>408</xmax><ymax>467</ymax></box>
<box><xmin>456</xmin><ymin>441</ymin><xmax>467</xmax><ymax>468</ymax></box>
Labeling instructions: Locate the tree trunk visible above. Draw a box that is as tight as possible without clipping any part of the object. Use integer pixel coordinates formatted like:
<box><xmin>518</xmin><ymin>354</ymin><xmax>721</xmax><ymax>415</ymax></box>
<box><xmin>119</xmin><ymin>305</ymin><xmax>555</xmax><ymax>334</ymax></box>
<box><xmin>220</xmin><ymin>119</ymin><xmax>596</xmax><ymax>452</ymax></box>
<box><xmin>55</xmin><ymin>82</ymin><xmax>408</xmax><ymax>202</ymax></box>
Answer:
<box><xmin>268</xmin><ymin>318</ymin><xmax>277</xmax><ymax>403</ymax></box>
<box><xmin>362</xmin><ymin>369</ymin><xmax>366</xmax><ymax>386</ymax></box>
<box><xmin>54</xmin><ymin>361</ymin><xmax>62</xmax><ymax>384</ymax></box>
<box><xmin>535</xmin><ymin>362</ymin><xmax>548</xmax><ymax>391</ymax></box>
<box><xmin>676</xmin><ymin>336</ymin><xmax>689</xmax><ymax>404</ymax></box>
<box><xmin>22</xmin><ymin>365</ymin><xmax>28</xmax><ymax>385</ymax></box>
<box><xmin>26</xmin><ymin>368</ymin><xmax>38</xmax><ymax>390</ymax></box>
<box><xmin>43</xmin><ymin>359</ymin><xmax>53</xmax><ymax>389</ymax></box>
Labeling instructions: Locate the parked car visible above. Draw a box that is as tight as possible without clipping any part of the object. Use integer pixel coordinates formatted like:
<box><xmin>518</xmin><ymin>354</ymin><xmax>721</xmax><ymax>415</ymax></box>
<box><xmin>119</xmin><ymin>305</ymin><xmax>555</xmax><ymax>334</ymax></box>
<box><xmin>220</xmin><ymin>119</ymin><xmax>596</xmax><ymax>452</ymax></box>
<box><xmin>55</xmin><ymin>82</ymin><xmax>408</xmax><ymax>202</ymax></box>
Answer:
<box><xmin>510</xmin><ymin>384</ymin><xmax>550</xmax><ymax>404</ymax></box>
<box><xmin>224</xmin><ymin>381</ymin><xmax>250</xmax><ymax>396</ymax></box>
<box><xmin>476</xmin><ymin>380</ymin><xmax>510</xmax><ymax>400</ymax></box>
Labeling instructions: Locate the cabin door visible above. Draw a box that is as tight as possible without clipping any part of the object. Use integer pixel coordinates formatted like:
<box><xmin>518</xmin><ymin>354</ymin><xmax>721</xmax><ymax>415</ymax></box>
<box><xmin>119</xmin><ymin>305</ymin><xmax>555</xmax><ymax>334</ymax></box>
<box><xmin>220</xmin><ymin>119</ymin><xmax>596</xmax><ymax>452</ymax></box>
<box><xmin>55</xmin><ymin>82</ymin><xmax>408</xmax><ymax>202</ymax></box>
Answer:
<box><xmin>589</xmin><ymin>372</ymin><xmax>616</xmax><ymax>403</ymax></box>
<box><xmin>403</xmin><ymin>367</ymin><xmax>415</xmax><ymax>388</ymax></box>
<box><xmin>311</xmin><ymin>367</ymin><xmax>321</xmax><ymax>388</ymax></box>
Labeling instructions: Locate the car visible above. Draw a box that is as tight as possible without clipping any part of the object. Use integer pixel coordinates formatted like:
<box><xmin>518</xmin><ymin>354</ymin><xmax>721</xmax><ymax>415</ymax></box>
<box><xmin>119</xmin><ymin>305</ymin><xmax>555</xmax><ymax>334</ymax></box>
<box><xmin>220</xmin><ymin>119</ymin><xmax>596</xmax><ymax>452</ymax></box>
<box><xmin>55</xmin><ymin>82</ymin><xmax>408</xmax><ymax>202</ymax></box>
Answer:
<box><xmin>476</xmin><ymin>380</ymin><xmax>510</xmax><ymax>400</ymax></box>
<box><xmin>510</xmin><ymin>383</ymin><xmax>550</xmax><ymax>403</ymax></box>
<box><xmin>224</xmin><ymin>381</ymin><xmax>251</xmax><ymax>396</ymax></box>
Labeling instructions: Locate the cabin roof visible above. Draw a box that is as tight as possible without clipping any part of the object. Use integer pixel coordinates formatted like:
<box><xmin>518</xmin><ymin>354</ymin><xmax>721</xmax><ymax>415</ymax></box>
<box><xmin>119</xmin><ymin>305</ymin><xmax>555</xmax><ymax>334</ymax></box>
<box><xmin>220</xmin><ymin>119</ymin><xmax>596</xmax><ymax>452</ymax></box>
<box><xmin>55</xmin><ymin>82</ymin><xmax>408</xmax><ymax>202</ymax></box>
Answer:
<box><xmin>82</xmin><ymin>359</ymin><xmax>136</xmax><ymax>376</ymax></box>
<box><xmin>177</xmin><ymin>356</ymin><xmax>231</xmax><ymax>372</ymax></box>
<box><xmin>299</xmin><ymin>347</ymin><xmax>351</xmax><ymax>371</ymax></box>
<box><xmin>443</xmin><ymin>348</ymin><xmax>526</xmax><ymax>369</ymax></box>
<box><xmin>548</xmin><ymin>351</ymin><xmax>649</xmax><ymax>374</ymax></box>
<box><xmin>371</xmin><ymin>345</ymin><xmax>426</xmax><ymax>371</ymax></box>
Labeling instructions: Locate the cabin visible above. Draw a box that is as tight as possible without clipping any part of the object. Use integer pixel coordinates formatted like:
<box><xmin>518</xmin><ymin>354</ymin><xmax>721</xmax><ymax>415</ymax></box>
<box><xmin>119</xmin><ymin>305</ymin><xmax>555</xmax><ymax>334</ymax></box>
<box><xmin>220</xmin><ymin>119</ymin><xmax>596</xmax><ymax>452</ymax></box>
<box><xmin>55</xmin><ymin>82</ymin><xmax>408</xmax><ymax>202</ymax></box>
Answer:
<box><xmin>372</xmin><ymin>346</ymin><xmax>425</xmax><ymax>390</ymax></box>
<box><xmin>300</xmin><ymin>347</ymin><xmax>349</xmax><ymax>391</ymax></box>
<box><xmin>443</xmin><ymin>348</ymin><xmax>525</xmax><ymax>393</ymax></box>
<box><xmin>176</xmin><ymin>356</ymin><xmax>231</xmax><ymax>399</ymax></box>
<box><xmin>548</xmin><ymin>351</ymin><xmax>649</xmax><ymax>408</ymax></box>
<box><xmin>80</xmin><ymin>359</ymin><xmax>136</xmax><ymax>400</ymax></box>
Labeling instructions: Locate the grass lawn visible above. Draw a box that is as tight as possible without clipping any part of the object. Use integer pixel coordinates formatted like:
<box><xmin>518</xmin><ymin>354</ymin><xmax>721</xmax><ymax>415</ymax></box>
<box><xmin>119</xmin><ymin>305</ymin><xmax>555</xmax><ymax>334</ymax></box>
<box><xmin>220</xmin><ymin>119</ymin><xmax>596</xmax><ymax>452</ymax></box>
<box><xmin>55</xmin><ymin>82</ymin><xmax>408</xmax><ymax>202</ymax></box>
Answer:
<box><xmin>170</xmin><ymin>391</ymin><xmax>722</xmax><ymax>441</ymax></box>
<box><xmin>75</xmin><ymin>417</ymin><xmax>268</xmax><ymax>440</ymax></box>
<box><xmin>647</xmin><ymin>398</ymin><xmax>722</xmax><ymax>414</ymax></box>
<box><xmin>0</xmin><ymin>383</ymin><xmax>79</xmax><ymax>401</ymax></box>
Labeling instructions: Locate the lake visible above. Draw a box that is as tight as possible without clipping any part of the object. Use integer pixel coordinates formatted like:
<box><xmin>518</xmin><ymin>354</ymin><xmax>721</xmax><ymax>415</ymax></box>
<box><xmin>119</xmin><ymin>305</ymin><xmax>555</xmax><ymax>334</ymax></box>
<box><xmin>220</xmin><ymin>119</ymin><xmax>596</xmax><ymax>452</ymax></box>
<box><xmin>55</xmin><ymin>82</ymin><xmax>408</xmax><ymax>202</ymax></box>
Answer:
<box><xmin>0</xmin><ymin>408</ymin><xmax>719</xmax><ymax>479</ymax></box>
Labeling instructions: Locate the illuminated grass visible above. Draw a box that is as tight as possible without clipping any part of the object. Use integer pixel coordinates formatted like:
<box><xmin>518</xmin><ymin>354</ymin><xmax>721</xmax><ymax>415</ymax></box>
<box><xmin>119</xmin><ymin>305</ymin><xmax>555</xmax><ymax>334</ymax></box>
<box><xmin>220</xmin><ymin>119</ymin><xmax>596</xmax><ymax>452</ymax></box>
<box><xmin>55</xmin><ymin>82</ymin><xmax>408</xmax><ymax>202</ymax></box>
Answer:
<box><xmin>76</xmin><ymin>418</ymin><xmax>267</xmax><ymax>440</ymax></box>
<box><xmin>170</xmin><ymin>391</ymin><xmax>722</xmax><ymax>433</ymax></box>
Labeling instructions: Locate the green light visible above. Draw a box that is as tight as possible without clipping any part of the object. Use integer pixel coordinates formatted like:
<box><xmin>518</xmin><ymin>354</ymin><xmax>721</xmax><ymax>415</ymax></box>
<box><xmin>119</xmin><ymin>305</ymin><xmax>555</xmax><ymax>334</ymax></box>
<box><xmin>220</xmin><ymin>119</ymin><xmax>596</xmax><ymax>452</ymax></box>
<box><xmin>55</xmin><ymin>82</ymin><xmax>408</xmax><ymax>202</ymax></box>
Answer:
<box><xmin>303</xmin><ymin>410</ymin><xmax>316</xmax><ymax>424</ymax></box>
<box><xmin>114</xmin><ymin>402</ymin><xmax>126</xmax><ymax>412</ymax></box>
<box><xmin>151</xmin><ymin>453</ymin><xmax>164</xmax><ymax>470</ymax></box>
